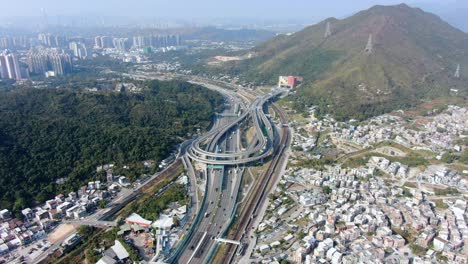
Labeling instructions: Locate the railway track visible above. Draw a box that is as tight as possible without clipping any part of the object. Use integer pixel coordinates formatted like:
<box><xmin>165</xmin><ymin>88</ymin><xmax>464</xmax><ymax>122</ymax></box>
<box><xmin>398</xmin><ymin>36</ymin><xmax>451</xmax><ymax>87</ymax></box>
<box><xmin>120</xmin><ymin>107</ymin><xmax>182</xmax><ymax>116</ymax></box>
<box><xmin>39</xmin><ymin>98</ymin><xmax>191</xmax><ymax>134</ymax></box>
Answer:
<box><xmin>220</xmin><ymin>103</ymin><xmax>290</xmax><ymax>264</ymax></box>
<box><xmin>139</xmin><ymin>159</ymin><xmax>182</xmax><ymax>193</ymax></box>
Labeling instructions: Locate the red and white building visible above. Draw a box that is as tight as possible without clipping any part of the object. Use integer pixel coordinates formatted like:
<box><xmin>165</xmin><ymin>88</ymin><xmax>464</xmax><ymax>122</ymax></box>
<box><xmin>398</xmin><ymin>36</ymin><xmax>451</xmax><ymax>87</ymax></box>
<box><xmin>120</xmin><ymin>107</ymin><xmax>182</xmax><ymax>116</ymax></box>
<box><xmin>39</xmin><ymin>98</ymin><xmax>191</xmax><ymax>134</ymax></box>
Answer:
<box><xmin>278</xmin><ymin>76</ymin><xmax>303</xmax><ymax>89</ymax></box>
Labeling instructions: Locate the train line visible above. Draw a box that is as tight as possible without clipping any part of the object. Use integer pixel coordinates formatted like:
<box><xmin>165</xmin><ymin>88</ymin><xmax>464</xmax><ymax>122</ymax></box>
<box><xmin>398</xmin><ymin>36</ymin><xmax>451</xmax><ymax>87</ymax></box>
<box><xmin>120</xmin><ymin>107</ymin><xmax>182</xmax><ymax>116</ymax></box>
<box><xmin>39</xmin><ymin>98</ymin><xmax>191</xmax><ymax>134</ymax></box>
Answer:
<box><xmin>219</xmin><ymin>102</ymin><xmax>290</xmax><ymax>264</ymax></box>
<box><xmin>167</xmin><ymin>80</ymin><xmax>289</xmax><ymax>264</ymax></box>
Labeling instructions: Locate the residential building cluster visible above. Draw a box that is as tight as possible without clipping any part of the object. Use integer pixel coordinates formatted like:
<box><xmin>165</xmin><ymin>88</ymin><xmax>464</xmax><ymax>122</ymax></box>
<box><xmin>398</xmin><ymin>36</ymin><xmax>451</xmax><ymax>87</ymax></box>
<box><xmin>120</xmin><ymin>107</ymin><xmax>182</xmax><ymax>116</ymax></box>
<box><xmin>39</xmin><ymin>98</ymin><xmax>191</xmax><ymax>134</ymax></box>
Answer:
<box><xmin>369</xmin><ymin>156</ymin><xmax>409</xmax><ymax>178</ymax></box>
<box><xmin>254</xmin><ymin>164</ymin><xmax>468</xmax><ymax>263</ymax></box>
<box><xmin>0</xmin><ymin>49</ymin><xmax>27</xmax><ymax>81</ymax></box>
<box><xmin>132</xmin><ymin>35</ymin><xmax>182</xmax><ymax>49</ymax></box>
<box><xmin>0</xmin><ymin>31</ymin><xmax>186</xmax><ymax>82</ymax></box>
<box><xmin>0</xmin><ymin>209</ymin><xmax>48</xmax><ymax>257</ymax></box>
<box><xmin>292</xmin><ymin>132</ymin><xmax>317</xmax><ymax>152</ymax></box>
<box><xmin>250</xmin><ymin>104</ymin><xmax>467</xmax><ymax>264</ymax></box>
<box><xmin>418</xmin><ymin>165</ymin><xmax>468</xmax><ymax>190</ymax></box>
<box><xmin>0</xmin><ymin>36</ymin><xmax>31</xmax><ymax>50</ymax></box>
<box><xmin>27</xmin><ymin>47</ymin><xmax>73</xmax><ymax>76</ymax></box>
<box><xmin>93</xmin><ymin>34</ymin><xmax>182</xmax><ymax>52</ymax></box>
<box><xmin>38</xmin><ymin>33</ymin><xmax>66</xmax><ymax>48</ymax></box>
<box><xmin>423</xmin><ymin>106</ymin><xmax>467</xmax><ymax>151</ymax></box>
<box><xmin>326</xmin><ymin>106</ymin><xmax>467</xmax><ymax>153</ymax></box>
<box><xmin>91</xmin><ymin>175</ymin><xmax>189</xmax><ymax>263</ymax></box>
<box><xmin>69</xmin><ymin>41</ymin><xmax>88</xmax><ymax>60</ymax></box>
<box><xmin>0</xmin><ymin>165</ymin><xmax>137</xmax><ymax>260</ymax></box>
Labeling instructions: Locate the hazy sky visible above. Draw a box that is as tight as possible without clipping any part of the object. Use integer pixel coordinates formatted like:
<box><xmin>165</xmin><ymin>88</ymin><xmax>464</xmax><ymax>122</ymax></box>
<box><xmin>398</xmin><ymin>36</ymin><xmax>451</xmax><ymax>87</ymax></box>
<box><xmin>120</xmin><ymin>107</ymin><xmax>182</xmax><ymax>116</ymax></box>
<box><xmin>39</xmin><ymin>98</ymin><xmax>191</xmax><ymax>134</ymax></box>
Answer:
<box><xmin>1</xmin><ymin>0</ymin><xmax>466</xmax><ymax>20</ymax></box>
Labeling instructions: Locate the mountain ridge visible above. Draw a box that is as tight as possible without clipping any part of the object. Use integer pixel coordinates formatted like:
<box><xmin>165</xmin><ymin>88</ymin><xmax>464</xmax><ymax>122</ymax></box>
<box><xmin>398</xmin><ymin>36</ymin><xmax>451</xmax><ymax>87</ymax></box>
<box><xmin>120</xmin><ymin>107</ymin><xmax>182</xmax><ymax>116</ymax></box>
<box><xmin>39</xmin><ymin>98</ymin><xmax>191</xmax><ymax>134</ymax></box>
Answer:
<box><xmin>209</xmin><ymin>3</ymin><xmax>468</xmax><ymax>120</ymax></box>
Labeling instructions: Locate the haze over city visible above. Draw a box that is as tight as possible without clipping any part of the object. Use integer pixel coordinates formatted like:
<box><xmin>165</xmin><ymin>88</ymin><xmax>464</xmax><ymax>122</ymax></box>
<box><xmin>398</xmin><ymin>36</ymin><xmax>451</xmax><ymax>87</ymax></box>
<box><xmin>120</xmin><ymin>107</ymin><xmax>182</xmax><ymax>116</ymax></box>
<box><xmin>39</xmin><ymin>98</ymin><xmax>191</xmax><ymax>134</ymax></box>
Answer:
<box><xmin>1</xmin><ymin>0</ymin><xmax>468</xmax><ymax>31</ymax></box>
<box><xmin>0</xmin><ymin>1</ymin><xmax>467</xmax><ymax>264</ymax></box>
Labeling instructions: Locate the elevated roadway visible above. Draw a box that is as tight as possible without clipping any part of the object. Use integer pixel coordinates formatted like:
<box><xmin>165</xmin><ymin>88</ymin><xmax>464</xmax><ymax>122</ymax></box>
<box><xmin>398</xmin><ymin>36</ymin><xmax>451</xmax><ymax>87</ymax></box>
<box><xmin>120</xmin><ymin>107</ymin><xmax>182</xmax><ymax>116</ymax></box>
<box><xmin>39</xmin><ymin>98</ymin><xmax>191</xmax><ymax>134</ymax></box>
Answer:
<box><xmin>165</xmin><ymin>80</ymin><xmax>286</xmax><ymax>264</ymax></box>
<box><xmin>186</xmin><ymin>91</ymin><xmax>281</xmax><ymax>166</ymax></box>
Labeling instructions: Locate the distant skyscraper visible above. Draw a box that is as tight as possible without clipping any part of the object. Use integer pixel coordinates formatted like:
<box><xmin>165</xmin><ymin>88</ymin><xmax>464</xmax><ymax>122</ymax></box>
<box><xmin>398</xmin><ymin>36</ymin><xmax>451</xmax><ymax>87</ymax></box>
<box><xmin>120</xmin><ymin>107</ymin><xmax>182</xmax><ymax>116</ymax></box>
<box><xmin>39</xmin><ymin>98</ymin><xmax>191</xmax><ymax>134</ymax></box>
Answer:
<box><xmin>0</xmin><ymin>37</ymin><xmax>13</xmax><ymax>50</ymax></box>
<box><xmin>40</xmin><ymin>8</ymin><xmax>49</xmax><ymax>30</ymax></box>
<box><xmin>94</xmin><ymin>36</ymin><xmax>103</xmax><ymax>49</ymax></box>
<box><xmin>0</xmin><ymin>50</ymin><xmax>23</xmax><ymax>80</ymax></box>
<box><xmin>132</xmin><ymin>34</ymin><xmax>182</xmax><ymax>49</ymax></box>
<box><xmin>49</xmin><ymin>53</ymin><xmax>72</xmax><ymax>76</ymax></box>
<box><xmin>0</xmin><ymin>55</ymin><xmax>8</xmax><ymax>79</ymax></box>
<box><xmin>17</xmin><ymin>36</ymin><xmax>30</xmax><ymax>48</ymax></box>
<box><xmin>69</xmin><ymin>42</ymin><xmax>88</xmax><ymax>59</ymax></box>
<box><xmin>27</xmin><ymin>48</ymin><xmax>72</xmax><ymax>76</ymax></box>
<box><xmin>112</xmin><ymin>38</ymin><xmax>130</xmax><ymax>52</ymax></box>
<box><xmin>27</xmin><ymin>52</ymin><xmax>48</xmax><ymax>74</ymax></box>
<box><xmin>454</xmin><ymin>64</ymin><xmax>460</xmax><ymax>78</ymax></box>
<box><xmin>133</xmin><ymin>36</ymin><xmax>149</xmax><ymax>48</ymax></box>
<box><xmin>38</xmin><ymin>33</ymin><xmax>65</xmax><ymax>47</ymax></box>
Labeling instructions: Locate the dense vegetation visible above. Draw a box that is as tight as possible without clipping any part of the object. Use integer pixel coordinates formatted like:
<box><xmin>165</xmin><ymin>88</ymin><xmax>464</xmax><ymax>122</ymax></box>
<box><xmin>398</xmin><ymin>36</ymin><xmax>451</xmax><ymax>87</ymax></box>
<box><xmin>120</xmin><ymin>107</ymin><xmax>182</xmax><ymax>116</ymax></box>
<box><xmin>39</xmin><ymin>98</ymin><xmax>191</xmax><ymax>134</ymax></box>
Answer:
<box><xmin>0</xmin><ymin>80</ymin><xmax>223</xmax><ymax>213</ymax></box>
<box><xmin>26</xmin><ymin>56</ymin><xmax>126</xmax><ymax>90</ymax></box>
<box><xmin>131</xmin><ymin>183</ymin><xmax>188</xmax><ymax>221</ymax></box>
<box><xmin>0</xmin><ymin>79</ymin><xmax>15</xmax><ymax>91</ymax></box>
<box><xmin>206</xmin><ymin>4</ymin><xmax>468</xmax><ymax>121</ymax></box>
<box><xmin>289</xmin><ymin>85</ymin><xmax>418</xmax><ymax>121</ymax></box>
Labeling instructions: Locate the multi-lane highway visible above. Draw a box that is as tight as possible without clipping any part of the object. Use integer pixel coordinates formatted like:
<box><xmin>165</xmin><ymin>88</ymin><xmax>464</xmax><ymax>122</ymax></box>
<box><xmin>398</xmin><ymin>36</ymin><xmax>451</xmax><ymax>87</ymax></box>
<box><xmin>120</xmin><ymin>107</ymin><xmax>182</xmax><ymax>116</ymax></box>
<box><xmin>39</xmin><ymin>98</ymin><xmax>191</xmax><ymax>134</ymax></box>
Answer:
<box><xmin>165</xmin><ymin>82</ymin><xmax>285</xmax><ymax>264</ymax></box>
<box><xmin>171</xmin><ymin>96</ymin><xmax>245</xmax><ymax>264</ymax></box>
<box><xmin>186</xmin><ymin>91</ymin><xmax>280</xmax><ymax>166</ymax></box>
<box><xmin>218</xmin><ymin>102</ymin><xmax>291</xmax><ymax>264</ymax></box>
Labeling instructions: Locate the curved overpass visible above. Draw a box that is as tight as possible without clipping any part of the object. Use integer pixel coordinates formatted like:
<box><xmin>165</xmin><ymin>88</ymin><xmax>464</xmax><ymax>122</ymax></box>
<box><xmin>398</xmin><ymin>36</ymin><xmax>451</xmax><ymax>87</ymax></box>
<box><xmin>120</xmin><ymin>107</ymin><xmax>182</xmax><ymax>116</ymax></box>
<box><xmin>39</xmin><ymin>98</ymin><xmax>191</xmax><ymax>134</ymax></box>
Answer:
<box><xmin>187</xmin><ymin>91</ymin><xmax>281</xmax><ymax>165</ymax></box>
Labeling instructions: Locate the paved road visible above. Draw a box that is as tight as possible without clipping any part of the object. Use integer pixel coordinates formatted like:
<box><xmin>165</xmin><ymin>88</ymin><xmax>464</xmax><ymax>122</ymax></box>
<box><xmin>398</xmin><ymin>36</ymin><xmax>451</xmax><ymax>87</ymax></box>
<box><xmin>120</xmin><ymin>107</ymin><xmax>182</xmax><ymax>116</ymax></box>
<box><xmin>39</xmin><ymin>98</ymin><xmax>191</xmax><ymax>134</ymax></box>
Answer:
<box><xmin>62</xmin><ymin>219</ymin><xmax>116</xmax><ymax>228</ymax></box>
<box><xmin>168</xmin><ymin>82</ymin><xmax>284</xmax><ymax>264</ymax></box>
<box><xmin>218</xmin><ymin>101</ymin><xmax>291</xmax><ymax>264</ymax></box>
<box><xmin>187</xmin><ymin>91</ymin><xmax>280</xmax><ymax>165</ymax></box>
<box><xmin>177</xmin><ymin>98</ymin><xmax>242</xmax><ymax>264</ymax></box>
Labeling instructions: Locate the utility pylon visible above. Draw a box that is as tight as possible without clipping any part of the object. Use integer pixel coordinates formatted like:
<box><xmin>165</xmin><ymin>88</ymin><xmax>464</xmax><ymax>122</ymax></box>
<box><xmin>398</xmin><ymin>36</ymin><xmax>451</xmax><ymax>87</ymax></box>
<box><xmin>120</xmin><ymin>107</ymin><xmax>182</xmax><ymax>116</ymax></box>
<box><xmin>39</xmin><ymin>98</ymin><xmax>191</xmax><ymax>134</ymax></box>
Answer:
<box><xmin>324</xmin><ymin>22</ymin><xmax>332</xmax><ymax>38</ymax></box>
<box><xmin>365</xmin><ymin>34</ymin><xmax>373</xmax><ymax>54</ymax></box>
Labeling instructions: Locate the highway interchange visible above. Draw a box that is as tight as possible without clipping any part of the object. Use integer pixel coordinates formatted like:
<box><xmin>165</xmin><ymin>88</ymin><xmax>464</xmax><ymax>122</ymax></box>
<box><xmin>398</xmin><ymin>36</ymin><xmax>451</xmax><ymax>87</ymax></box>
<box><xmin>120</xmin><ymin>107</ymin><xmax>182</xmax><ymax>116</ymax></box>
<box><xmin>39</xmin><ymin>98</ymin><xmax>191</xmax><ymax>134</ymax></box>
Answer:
<box><xmin>36</xmin><ymin>75</ymin><xmax>288</xmax><ymax>264</ymax></box>
<box><xmin>166</xmin><ymin>81</ymin><xmax>289</xmax><ymax>264</ymax></box>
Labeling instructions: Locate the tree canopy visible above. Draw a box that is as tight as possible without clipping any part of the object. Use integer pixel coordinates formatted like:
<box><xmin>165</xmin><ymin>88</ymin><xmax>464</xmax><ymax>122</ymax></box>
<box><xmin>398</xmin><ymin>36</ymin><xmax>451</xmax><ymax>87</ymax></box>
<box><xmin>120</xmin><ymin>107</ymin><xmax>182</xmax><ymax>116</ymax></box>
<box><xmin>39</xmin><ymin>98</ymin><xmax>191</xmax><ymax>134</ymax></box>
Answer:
<box><xmin>0</xmin><ymin>80</ymin><xmax>223</xmax><ymax>211</ymax></box>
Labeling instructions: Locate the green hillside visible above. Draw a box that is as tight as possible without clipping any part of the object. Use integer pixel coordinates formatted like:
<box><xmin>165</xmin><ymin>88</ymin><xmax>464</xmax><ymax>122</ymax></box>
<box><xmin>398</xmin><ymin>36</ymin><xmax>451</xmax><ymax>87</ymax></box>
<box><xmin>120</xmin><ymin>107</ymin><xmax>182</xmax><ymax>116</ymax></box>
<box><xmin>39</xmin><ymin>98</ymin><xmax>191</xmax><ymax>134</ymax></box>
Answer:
<box><xmin>0</xmin><ymin>80</ymin><xmax>223</xmax><ymax>212</ymax></box>
<box><xmin>210</xmin><ymin>4</ymin><xmax>468</xmax><ymax>120</ymax></box>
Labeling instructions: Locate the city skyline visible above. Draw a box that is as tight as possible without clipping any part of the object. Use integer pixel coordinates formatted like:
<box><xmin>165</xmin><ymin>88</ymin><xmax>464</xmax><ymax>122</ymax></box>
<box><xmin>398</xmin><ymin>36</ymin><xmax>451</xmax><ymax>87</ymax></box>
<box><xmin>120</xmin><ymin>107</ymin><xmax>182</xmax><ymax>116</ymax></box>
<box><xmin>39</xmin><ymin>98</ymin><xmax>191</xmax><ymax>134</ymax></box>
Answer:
<box><xmin>0</xmin><ymin>0</ymin><xmax>466</xmax><ymax>33</ymax></box>
<box><xmin>0</xmin><ymin>0</ymin><xmax>465</xmax><ymax>21</ymax></box>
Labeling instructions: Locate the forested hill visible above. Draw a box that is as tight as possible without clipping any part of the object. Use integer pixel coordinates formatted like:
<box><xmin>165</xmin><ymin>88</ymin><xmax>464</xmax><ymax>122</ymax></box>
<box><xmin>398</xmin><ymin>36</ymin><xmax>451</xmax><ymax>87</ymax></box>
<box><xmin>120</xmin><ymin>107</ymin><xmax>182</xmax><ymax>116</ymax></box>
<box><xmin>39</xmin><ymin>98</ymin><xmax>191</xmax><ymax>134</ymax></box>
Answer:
<box><xmin>0</xmin><ymin>80</ymin><xmax>224</xmax><ymax>212</ymax></box>
<box><xmin>208</xmin><ymin>4</ymin><xmax>468</xmax><ymax>120</ymax></box>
